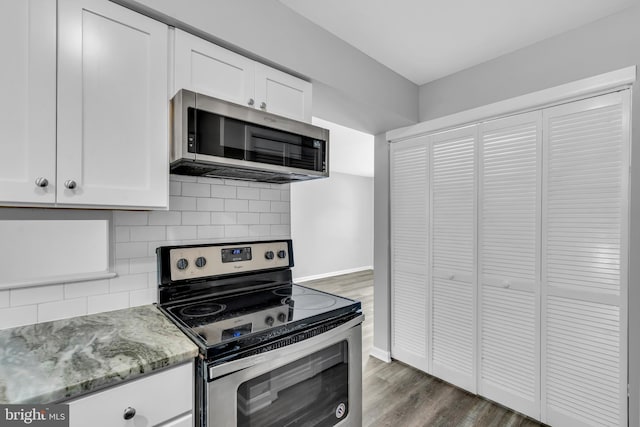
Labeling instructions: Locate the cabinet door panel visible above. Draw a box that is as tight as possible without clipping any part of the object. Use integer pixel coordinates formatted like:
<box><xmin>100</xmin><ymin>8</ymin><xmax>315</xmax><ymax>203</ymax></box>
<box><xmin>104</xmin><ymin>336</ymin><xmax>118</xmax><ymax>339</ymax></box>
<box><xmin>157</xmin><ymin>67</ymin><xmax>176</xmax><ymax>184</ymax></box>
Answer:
<box><xmin>0</xmin><ymin>0</ymin><xmax>56</xmax><ymax>204</ymax></box>
<box><xmin>254</xmin><ymin>63</ymin><xmax>312</xmax><ymax>122</ymax></box>
<box><xmin>478</xmin><ymin>112</ymin><xmax>541</xmax><ymax>419</ymax></box>
<box><xmin>57</xmin><ymin>0</ymin><xmax>168</xmax><ymax>208</ymax></box>
<box><xmin>390</xmin><ymin>138</ymin><xmax>429</xmax><ymax>371</ymax></box>
<box><xmin>429</xmin><ymin>126</ymin><xmax>476</xmax><ymax>392</ymax></box>
<box><xmin>174</xmin><ymin>29</ymin><xmax>255</xmax><ymax>106</ymax></box>
<box><xmin>542</xmin><ymin>91</ymin><xmax>628</xmax><ymax>427</ymax></box>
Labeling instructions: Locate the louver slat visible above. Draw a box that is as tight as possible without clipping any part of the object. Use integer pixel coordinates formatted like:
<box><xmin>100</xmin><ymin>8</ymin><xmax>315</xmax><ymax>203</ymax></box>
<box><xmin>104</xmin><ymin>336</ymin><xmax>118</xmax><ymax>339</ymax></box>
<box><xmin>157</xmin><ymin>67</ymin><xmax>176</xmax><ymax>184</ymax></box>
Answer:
<box><xmin>542</xmin><ymin>92</ymin><xmax>628</xmax><ymax>427</ymax></box>
<box><xmin>390</xmin><ymin>138</ymin><xmax>429</xmax><ymax>371</ymax></box>
<box><xmin>430</xmin><ymin>127</ymin><xmax>476</xmax><ymax>392</ymax></box>
<box><xmin>478</xmin><ymin>112</ymin><xmax>540</xmax><ymax>419</ymax></box>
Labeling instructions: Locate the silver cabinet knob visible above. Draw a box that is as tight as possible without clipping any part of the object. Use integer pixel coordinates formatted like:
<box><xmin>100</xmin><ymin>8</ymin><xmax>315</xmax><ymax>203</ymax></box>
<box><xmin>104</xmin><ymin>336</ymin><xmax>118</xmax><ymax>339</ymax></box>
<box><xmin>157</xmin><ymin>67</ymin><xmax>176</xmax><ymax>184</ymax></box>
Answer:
<box><xmin>248</xmin><ymin>98</ymin><xmax>255</xmax><ymax>106</ymax></box>
<box><xmin>123</xmin><ymin>407</ymin><xmax>136</xmax><ymax>420</ymax></box>
<box><xmin>64</xmin><ymin>180</ymin><xmax>77</xmax><ymax>189</ymax></box>
<box><xmin>260</xmin><ymin>102</ymin><xmax>267</xmax><ymax>110</ymax></box>
<box><xmin>35</xmin><ymin>177</ymin><xmax>49</xmax><ymax>188</ymax></box>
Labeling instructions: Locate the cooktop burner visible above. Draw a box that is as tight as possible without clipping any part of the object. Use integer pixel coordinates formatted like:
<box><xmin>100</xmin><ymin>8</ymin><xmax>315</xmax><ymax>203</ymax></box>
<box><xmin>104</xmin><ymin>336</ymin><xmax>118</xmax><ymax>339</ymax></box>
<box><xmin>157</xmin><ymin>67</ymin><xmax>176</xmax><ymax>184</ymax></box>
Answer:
<box><xmin>291</xmin><ymin>294</ymin><xmax>337</xmax><ymax>310</ymax></box>
<box><xmin>180</xmin><ymin>302</ymin><xmax>226</xmax><ymax>318</ymax></box>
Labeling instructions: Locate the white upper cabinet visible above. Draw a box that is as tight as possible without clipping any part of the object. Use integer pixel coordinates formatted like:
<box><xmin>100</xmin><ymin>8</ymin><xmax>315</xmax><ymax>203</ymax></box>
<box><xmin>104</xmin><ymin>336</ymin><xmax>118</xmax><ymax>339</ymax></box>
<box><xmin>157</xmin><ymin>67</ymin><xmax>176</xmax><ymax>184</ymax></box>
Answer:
<box><xmin>429</xmin><ymin>125</ymin><xmax>477</xmax><ymax>393</ymax></box>
<box><xmin>0</xmin><ymin>0</ymin><xmax>56</xmax><ymax>204</ymax></box>
<box><xmin>174</xmin><ymin>29</ymin><xmax>255</xmax><ymax>107</ymax></box>
<box><xmin>478</xmin><ymin>111</ymin><xmax>541</xmax><ymax>419</ymax></box>
<box><xmin>173</xmin><ymin>29</ymin><xmax>312</xmax><ymax>122</ymax></box>
<box><xmin>390</xmin><ymin>137</ymin><xmax>429</xmax><ymax>372</ymax></box>
<box><xmin>253</xmin><ymin>62</ymin><xmax>312</xmax><ymax>122</ymax></box>
<box><xmin>57</xmin><ymin>0</ymin><xmax>169</xmax><ymax>208</ymax></box>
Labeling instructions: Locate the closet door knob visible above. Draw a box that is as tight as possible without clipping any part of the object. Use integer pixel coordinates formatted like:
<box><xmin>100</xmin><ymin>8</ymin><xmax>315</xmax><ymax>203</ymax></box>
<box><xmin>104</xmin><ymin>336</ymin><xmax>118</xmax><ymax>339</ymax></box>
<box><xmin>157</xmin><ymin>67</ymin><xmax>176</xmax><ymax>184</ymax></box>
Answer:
<box><xmin>248</xmin><ymin>98</ymin><xmax>255</xmax><ymax>106</ymax></box>
<box><xmin>35</xmin><ymin>177</ymin><xmax>49</xmax><ymax>188</ymax></box>
<box><xmin>64</xmin><ymin>180</ymin><xmax>77</xmax><ymax>189</ymax></box>
<box><xmin>260</xmin><ymin>102</ymin><xmax>267</xmax><ymax>110</ymax></box>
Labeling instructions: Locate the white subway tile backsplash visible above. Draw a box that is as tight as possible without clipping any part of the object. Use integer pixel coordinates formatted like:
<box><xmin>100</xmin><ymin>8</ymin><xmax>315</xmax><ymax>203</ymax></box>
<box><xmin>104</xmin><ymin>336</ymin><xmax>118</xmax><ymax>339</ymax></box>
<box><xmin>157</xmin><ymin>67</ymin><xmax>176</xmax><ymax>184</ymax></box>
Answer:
<box><xmin>211</xmin><ymin>184</ymin><xmax>237</xmax><ymax>199</ymax></box>
<box><xmin>225</xmin><ymin>199</ymin><xmax>249</xmax><ymax>212</ymax></box>
<box><xmin>0</xmin><ymin>305</ymin><xmax>37</xmax><ymax>330</ymax></box>
<box><xmin>115</xmin><ymin>242</ymin><xmax>148</xmax><ymax>259</ymax></box>
<box><xmin>249</xmin><ymin>225</ymin><xmax>270</xmax><ymax>237</ymax></box>
<box><xmin>169</xmin><ymin>196</ymin><xmax>197</xmax><ymax>211</ymax></box>
<box><xmin>166</xmin><ymin>225</ymin><xmax>197</xmax><ymax>240</ymax></box>
<box><xmin>64</xmin><ymin>279</ymin><xmax>110</xmax><ymax>299</ymax></box>
<box><xmin>260</xmin><ymin>189</ymin><xmax>281</xmax><ymax>201</ymax></box>
<box><xmin>197</xmin><ymin>198</ymin><xmax>224</xmax><ymax>212</ymax></box>
<box><xmin>271</xmin><ymin>201</ymin><xmax>290</xmax><ymax>213</ymax></box>
<box><xmin>211</xmin><ymin>212</ymin><xmax>237</xmax><ymax>225</ymax></box>
<box><xmin>130</xmin><ymin>226</ymin><xmax>166</xmax><ymax>242</ymax></box>
<box><xmin>260</xmin><ymin>213</ymin><xmax>281</xmax><ymax>225</ymax></box>
<box><xmin>237</xmin><ymin>213</ymin><xmax>260</xmax><ymax>224</ymax></box>
<box><xmin>182</xmin><ymin>182</ymin><xmax>211</xmax><ymax>197</ymax></box>
<box><xmin>11</xmin><ymin>285</ymin><xmax>63</xmax><ymax>307</ymax></box>
<box><xmin>225</xmin><ymin>225</ymin><xmax>249</xmax><ymax>238</ymax></box>
<box><xmin>87</xmin><ymin>292</ymin><xmax>130</xmax><ymax>314</ymax></box>
<box><xmin>249</xmin><ymin>200</ymin><xmax>270</xmax><ymax>212</ymax></box>
<box><xmin>0</xmin><ymin>290</ymin><xmax>9</xmax><ymax>308</ymax></box>
<box><xmin>38</xmin><ymin>298</ymin><xmax>87</xmax><ymax>323</ymax></box>
<box><xmin>129</xmin><ymin>288</ymin><xmax>157</xmax><ymax>307</ymax></box>
<box><xmin>114</xmin><ymin>211</ymin><xmax>148</xmax><ymax>226</ymax></box>
<box><xmin>169</xmin><ymin>180</ymin><xmax>182</xmax><ymax>196</ymax></box>
<box><xmin>197</xmin><ymin>225</ymin><xmax>225</xmax><ymax>239</ymax></box>
<box><xmin>182</xmin><ymin>211</ymin><xmax>212</xmax><ymax>225</ymax></box>
<box><xmin>109</xmin><ymin>274</ymin><xmax>148</xmax><ymax>293</ymax></box>
<box><xmin>148</xmin><ymin>211</ymin><xmax>181</xmax><ymax>226</ymax></box>
<box><xmin>129</xmin><ymin>257</ymin><xmax>157</xmax><ymax>274</ymax></box>
<box><xmin>115</xmin><ymin>226</ymin><xmax>130</xmax><ymax>243</ymax></box>
<box><xmin>4</xmin><ymin>178</ymin><xmax>291</xmax><ymax>326</ymax></box>
<box><xmin>237</xmin><ymin>187</ymin><xmax>260</xmax><ymax>200</ymax></box>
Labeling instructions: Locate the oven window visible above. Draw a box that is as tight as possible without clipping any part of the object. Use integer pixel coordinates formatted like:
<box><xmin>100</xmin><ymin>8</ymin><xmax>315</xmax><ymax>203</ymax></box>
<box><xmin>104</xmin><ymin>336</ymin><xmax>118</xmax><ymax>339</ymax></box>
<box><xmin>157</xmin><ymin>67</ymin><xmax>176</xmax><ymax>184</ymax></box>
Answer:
<box><xmin>237</xmin><ymin>341</ymin><xmax>349</xmax><ymax>427</ymax></box>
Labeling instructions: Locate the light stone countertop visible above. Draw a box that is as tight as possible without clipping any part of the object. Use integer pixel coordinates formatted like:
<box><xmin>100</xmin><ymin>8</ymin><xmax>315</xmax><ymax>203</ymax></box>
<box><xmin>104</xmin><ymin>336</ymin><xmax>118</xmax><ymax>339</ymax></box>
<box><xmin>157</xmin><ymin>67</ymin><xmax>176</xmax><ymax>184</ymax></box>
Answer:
<box><xmin>0</xmin><ymin>305</ymin><xmax>198</xmax><ymax>404</ymax></box>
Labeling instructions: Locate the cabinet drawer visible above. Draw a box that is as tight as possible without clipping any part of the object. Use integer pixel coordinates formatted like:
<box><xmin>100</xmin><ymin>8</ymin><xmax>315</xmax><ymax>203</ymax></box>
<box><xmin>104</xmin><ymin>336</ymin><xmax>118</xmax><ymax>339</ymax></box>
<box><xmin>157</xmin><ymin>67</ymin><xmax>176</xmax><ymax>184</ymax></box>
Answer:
<box><xmin>68</xmin><ymin>363</ymin><xmax>193</xmax><ymax>427</ymax></box>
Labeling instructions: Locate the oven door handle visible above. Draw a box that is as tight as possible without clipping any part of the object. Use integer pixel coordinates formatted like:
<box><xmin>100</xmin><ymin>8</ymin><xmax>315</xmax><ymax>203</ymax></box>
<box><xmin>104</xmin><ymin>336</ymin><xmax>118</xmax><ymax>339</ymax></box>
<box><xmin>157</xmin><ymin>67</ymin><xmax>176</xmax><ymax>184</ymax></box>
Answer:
<box><xmin>208</xmin><ymin>314</ymin><xmax>363</xmax><ymax>380</ymax></box>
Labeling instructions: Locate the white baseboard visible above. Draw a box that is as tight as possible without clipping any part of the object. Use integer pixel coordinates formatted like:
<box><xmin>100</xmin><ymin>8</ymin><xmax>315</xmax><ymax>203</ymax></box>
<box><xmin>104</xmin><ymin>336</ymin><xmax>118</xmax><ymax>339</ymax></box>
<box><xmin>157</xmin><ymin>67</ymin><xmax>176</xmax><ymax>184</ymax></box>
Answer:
<box><xmin>294</xmin><ymin>266</ymin><xmax>373</xmax><ymax>283</ymax></box>
<box><xmin>370</xmin><ymin>346</ymin><xmax>391</xmax><ymax>363</ymax></box>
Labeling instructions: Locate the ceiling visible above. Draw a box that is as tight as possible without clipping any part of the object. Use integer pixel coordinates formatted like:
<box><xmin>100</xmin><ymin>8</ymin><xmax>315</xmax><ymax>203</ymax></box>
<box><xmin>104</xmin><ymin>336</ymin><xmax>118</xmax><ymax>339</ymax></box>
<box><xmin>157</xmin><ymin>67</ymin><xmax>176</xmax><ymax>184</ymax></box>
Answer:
<box><xmin>279</xmin><ymin>0</ymin><xmax>636</xmax><ymax>85</ymax></box>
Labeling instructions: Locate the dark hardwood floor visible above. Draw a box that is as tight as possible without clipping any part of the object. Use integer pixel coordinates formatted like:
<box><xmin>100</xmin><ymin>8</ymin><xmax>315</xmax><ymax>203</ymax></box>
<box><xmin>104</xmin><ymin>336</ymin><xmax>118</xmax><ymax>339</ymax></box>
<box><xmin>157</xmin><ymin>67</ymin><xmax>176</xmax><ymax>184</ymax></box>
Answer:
<box><xmin>301</xmin><ymin>270</ymin><xmax>544</xmax><ymax>427</ymax></box>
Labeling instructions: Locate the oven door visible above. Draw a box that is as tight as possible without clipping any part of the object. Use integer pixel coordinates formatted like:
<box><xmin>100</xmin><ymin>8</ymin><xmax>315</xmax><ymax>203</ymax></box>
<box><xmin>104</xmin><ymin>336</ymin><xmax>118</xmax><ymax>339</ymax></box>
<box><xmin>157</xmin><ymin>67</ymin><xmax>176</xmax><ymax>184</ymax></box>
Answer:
<box><xmin>204</xmin><ymin>316</ymin><xmax>362</xmax><ymax>427</ymax></box>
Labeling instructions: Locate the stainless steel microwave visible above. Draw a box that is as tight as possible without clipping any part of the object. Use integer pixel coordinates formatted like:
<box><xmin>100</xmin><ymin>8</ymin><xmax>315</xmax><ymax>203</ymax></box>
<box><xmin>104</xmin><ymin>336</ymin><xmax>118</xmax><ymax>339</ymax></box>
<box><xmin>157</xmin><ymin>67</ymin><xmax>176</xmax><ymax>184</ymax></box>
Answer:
<box><xmin>170</xmin><ymin>90</ymin><xmax>329</xmax><ymax>183</ymax></box>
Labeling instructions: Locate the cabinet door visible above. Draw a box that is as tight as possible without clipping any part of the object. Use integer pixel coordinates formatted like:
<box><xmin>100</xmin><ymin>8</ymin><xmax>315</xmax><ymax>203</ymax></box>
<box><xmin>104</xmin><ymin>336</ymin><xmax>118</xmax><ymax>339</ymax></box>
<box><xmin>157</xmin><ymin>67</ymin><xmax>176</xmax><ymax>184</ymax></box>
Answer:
<box><xmin>390</xmin><ymin>137</ymin><xmax>429</xmax><ymax>371</ymax></box>
<box><xmin>478</xmin><ymin>111</ymin><xmax>541</xmax><ymax>419</ymax></box>
<box><xmin>57</xmin><ymin>0</ymin><xmax>168</xmax><ymax>208</ymax></box>
<box><xmin>0</xmin><ymin>0</ymin><xmax>56</xmax><ymax>204</ymax></box>
<box><xmin>541</xmin><ymin>91</ymin><xmax>629</xmax><ymax>427</ymax></box>
<box><xmin>174</xmin><ymin>29</ymin><xmax>255</xmax><ymax>107</ymax></box>
<box><xmin>429</xmin><ymin>125</ymin><xmax>477</xmax><ymax>392</ymax></box>
<box><xmin>254</xmin><ymin>63</ymin><xmax>312</xmax><ymax>122</ymax></box>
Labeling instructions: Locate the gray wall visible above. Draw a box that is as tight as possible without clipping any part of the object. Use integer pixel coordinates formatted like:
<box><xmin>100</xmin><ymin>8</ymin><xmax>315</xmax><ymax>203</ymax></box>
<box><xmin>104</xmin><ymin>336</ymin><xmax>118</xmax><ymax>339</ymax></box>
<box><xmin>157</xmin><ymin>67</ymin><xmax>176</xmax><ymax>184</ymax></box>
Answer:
<box><xmin>290</xmin><ymin>172</ymin><xmax>373</xmax><ymax>280</ymax></box>
<box><xmin>117</xmin><ymin>0</ymin><xmax>418</xmax><ymax>135</ymax></box>
<box><xmin>417</xmin><ymin>4</ymin><xmax>640</xmax><ymax>424</ymax></box>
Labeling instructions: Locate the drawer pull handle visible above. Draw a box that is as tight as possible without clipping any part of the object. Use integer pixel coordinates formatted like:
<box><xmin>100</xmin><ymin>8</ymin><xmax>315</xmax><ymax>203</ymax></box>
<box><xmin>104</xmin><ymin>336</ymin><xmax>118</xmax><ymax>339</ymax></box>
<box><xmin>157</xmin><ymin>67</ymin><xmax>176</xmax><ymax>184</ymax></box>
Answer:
<box><xmin>123</xmin><ymin>407</ymin><xmax>136</xmax><ymax>420</ymax></box>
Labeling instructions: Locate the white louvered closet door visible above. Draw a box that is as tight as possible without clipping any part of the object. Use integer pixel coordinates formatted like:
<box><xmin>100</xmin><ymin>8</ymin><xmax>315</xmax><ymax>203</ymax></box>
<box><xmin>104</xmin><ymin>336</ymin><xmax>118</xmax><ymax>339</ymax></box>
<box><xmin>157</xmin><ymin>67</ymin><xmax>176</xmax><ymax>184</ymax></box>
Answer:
<box><xmin>542</xmin><ymin>91</ymin><xmax>629</xmax><ymax>427</ymax></box>
<box><xmin>429</xmin><ymin>126</ymin><xmax>477</xmax><ymax>392</ymax></box>
<box><xmin>478</xmin><ymin>112</ymin><xmax>541</xmax><ymax>419</ymax></box>
<box><xmin>390</xmin><ymin>137</ymin><xmax>429</xmax><ymax>371</ymax></box>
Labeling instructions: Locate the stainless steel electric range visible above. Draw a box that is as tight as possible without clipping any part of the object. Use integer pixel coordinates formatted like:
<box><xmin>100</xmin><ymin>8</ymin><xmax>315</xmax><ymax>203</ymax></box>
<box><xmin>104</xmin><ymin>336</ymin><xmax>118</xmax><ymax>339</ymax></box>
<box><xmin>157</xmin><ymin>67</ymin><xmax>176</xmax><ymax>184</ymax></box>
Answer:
<box><xmin>156</xmin><ymin>240</ymin><xmax>363</xmax><ymax>427</ymax></box>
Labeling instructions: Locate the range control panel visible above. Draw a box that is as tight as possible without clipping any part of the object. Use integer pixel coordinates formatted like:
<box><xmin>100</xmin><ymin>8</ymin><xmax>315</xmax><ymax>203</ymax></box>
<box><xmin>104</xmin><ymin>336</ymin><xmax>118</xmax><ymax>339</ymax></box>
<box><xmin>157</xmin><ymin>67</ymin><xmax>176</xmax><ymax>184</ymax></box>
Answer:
<box><xmin>169</xmin><ymin>241</ymin><xmax>290</xmax><ymax>281</ymax></box>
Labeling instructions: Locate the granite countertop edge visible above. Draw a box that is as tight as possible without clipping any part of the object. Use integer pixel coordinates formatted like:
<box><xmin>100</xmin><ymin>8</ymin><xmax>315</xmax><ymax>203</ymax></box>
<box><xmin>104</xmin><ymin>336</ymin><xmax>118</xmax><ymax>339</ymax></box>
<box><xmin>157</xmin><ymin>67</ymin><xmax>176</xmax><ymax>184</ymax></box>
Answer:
<box><xmin>0</xmin><ymin>304</ymin><xmax>199</xmax><ymax>405</ymax></box>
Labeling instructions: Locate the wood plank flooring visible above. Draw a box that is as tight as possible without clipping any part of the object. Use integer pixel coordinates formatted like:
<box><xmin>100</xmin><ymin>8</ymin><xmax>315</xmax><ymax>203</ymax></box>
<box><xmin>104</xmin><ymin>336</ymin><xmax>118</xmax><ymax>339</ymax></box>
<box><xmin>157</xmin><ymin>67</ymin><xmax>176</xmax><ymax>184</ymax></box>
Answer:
<box><xmin>301</xmin><ymin>270</ymin><xmax>544</xmax><ymax>427</ymax></box>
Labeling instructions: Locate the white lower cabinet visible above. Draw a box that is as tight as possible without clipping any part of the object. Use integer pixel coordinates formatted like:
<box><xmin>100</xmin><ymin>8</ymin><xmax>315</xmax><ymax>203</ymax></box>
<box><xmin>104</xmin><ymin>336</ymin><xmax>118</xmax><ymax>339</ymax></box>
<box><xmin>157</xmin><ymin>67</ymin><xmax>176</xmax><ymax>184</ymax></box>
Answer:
<box><xmin>67</xmin><ymin>363</ymin><xmax>193</xmax><ymax>427</ymax></box>
<box><xmin>390</xmin><ymin>89</ymin><xmax>630</xmax><ymax>426</ymax></box>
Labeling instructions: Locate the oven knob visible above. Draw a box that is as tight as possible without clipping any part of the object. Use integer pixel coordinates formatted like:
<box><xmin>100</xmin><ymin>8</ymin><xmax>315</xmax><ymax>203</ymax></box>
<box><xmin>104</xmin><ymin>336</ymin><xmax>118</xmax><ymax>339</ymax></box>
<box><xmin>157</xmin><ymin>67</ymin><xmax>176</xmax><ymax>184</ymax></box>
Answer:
<box><xmin>265</xmin><ymin>251</ymin><xmax>275</xmax><ymax>260</ymax></box>
<box><xmin>195</xmin><ymin>256</ymin><xmax>207</xmax><ymax>268</ymax></box>
<box><xmin>176</xmin><ymin>258</ymin><xmax>189</xmax><ymax>270</ymax></box>
<box><xmin>265</xmin><ymin>316</ymin><xmax>274</xmax><ymax>326</ymax></box>
<box><xmin>277</xmin><ymin>250</ymin><xmax>286</xmax><ymax>259</ymax></box>
<box><xmin>277</xmin><ymin>312</ymin><xmax>287</xmax><ymax>323</ymax></box>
